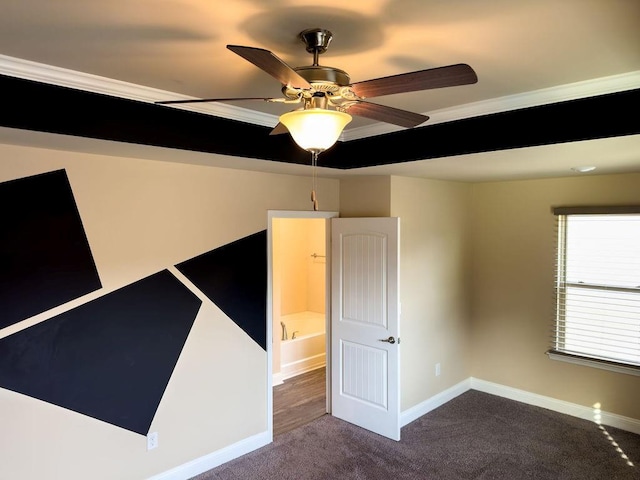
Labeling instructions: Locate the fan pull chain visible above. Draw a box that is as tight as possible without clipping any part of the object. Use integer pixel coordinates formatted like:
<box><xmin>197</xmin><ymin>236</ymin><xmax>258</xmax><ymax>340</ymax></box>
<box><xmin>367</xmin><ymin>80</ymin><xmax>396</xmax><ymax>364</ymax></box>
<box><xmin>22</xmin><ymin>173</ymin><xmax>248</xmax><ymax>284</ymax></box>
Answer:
<box><xmin>311</xmin><ymin>151</ymin><xmax>319</xmax><ymax>211</ymax></box>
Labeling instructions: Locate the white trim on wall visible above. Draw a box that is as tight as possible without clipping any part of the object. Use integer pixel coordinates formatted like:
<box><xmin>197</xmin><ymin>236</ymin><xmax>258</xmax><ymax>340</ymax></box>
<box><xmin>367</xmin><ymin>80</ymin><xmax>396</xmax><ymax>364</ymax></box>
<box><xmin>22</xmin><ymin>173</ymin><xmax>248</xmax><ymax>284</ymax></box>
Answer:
<box><xmin>146</xmin><ymin>430</ymin><xmax>270</xmax><ymax>480</ymax></box>
<box><xmin>400</xmin><ymin>379</ymin><xmax>471</xmax><ymax>427</ymax></box>
<box><xmin>150</xmin><ymin>377</ymin><xmax>640</xmax><ymax>479</ymax></box>
<box><xmin>401</xmin><ymin>377</ymin><xmax>640</xmax><ymax>435</ymax></box>
<box><xmin>470</xmin><ymin>378</ymin><xmax>640</xmax><ymax>435</ymax></box>
<box><xmin>337</xmin><ymin>71</ymin><xmax>640</xmax><ymax>140</ymax></box>
<box><xmin>0</xmin><ymin>54</ymin><xmax>277</xmax><ymax>128</ymax></box>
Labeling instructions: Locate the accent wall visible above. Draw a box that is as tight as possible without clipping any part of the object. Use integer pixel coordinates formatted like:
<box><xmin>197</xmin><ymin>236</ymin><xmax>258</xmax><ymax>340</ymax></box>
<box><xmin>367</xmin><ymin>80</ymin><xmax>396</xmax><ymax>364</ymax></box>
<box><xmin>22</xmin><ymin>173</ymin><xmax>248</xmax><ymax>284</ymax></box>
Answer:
<box><xmin>0</xmin><ymin>142</ymin><xmax>339</xmax><ymax>480</ymax></box>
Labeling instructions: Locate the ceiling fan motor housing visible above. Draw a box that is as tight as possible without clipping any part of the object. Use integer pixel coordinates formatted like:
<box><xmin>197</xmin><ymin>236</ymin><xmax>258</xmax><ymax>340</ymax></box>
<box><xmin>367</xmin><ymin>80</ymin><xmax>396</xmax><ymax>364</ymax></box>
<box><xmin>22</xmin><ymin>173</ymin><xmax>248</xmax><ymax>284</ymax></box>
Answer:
<box><xmin>283</xmin><ymin>66</ymin><xmax>354</xmax><ymax>107</ymax></box>
<box><xmin>281</xmin><ymin>28</ymin><xmax>352</xmax><ymax>103</ymax></box>
<box><xmin>295</xmin><ymin>28</ymin><xmax>351</xmax><ymax>92</ymax></box>
<box><xmin>294</xmin><ymin>65</ymin><xmax>350</xmax><ymax>88</ymax></box>
<box><xmin>299</xmin><ymin>28</ymin><xmax>333</xmax><ymax>55</ymax></box>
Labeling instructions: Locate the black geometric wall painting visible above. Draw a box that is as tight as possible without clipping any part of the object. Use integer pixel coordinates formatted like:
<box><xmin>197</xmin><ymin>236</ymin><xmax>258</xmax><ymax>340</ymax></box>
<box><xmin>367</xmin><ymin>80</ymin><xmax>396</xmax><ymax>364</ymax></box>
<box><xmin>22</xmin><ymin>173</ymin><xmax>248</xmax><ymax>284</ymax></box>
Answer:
<box><xmin>176</xmin><ymin>230</ymin><xmax>267</xmax><ymax>350</ymax></box>
<box><xmin>0</xmin><ymin>169</ymin><xmax>102</xmax><ymax>329</ymax></box>
<box><xmin>0</xmin><ymin>269</ymin><xmax>201</xmax><ymax>435</ymax></box>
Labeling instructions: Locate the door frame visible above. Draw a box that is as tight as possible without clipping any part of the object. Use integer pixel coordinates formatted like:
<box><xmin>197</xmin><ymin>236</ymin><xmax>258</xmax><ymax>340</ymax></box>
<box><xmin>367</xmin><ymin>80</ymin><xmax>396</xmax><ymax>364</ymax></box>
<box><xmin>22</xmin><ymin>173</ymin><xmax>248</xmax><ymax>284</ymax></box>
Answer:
<box><xmin>266</xmin><ymin>209</ymin><xmax>339</xmax><ymax>440</ymax></box>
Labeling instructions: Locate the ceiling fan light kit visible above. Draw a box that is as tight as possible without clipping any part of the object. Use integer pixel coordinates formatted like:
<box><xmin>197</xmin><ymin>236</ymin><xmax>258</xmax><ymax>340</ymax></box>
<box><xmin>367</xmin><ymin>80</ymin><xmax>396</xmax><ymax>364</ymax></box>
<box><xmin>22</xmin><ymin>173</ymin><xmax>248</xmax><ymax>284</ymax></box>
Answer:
<box><xmin>279</xmin><ymin>108</ymin><xmax>352</xmax><ymax>153</ymax></box>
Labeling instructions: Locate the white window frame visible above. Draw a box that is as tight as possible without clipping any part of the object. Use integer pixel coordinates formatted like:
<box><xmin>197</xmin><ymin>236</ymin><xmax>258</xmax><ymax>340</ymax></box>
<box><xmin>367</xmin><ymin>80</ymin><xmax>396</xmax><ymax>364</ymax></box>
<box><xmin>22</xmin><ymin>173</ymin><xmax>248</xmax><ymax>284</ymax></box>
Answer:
<box><xmin>548</xmin><ymin>205</ymin><xmax>640</xmax><ymax>377</ymax></box>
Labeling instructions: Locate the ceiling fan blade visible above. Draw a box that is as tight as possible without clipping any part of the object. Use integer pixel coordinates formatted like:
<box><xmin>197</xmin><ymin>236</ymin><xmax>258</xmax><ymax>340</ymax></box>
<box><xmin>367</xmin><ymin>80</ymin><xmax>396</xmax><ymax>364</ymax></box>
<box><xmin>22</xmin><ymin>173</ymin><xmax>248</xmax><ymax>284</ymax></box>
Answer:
<box><xmin>156</xmin><ymin>97</ymin><xmax>276</xmax><ymax>105</ymax></box>
<box><xmin>351</xmin><ymin>64</ymin><xmax>477</xmax><ymax>99</ymax></box>
<box><xmin>227</xmin><ymin>45</ymin><xmax>312</xmax><ymax>89</ymax></box>
<box><xmin>344</xmin><ymin>101</ymin><xmax>429</xmax><ymax>128</ymax></box>
<box><xmin>269</xmin><ymin>122</ymin><xmax>289</xmax><ymax>135</ymax></box>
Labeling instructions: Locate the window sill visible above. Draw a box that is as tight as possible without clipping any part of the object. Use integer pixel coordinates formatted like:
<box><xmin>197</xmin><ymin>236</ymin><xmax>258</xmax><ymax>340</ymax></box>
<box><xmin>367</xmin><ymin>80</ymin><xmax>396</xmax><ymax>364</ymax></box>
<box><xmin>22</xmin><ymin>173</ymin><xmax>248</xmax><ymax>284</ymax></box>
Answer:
<box><xmin>546</xmin><ymin>350</ymin><xmax>640</xmax><ymax>377</ymax></box>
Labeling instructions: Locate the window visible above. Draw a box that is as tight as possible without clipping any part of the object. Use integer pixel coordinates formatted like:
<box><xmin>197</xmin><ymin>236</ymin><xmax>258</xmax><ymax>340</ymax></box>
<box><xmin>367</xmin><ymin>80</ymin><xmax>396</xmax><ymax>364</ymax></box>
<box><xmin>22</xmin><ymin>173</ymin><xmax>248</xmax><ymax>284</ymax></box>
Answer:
<box><xmin>548</xmin><ymin>206</ymin><xmax>640</xmax><ymax>375</ymax></box>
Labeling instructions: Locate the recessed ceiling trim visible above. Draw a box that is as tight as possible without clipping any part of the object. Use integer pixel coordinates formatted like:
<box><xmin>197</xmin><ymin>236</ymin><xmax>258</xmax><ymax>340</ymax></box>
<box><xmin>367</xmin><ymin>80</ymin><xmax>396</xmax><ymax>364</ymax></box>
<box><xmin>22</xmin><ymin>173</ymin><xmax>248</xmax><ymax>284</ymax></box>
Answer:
<box><xmin>343</xmin><ymin>70</ymin><xmax>640</xmax><ymax>141</ymax></box>
<box><xmin>0</xmin><ymin>54</ymin><xmax>277</xmax><ymax>128</ymax></box>
<box><xmin>1</xmin><ymin>54</ymin><xmax>638</xmax><ymax>141</ymax></box>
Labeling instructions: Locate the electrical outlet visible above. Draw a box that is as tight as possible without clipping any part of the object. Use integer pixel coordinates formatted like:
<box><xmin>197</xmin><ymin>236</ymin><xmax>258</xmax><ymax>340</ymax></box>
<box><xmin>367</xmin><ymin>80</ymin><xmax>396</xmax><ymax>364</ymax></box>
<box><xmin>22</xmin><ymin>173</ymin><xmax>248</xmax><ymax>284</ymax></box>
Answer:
<box><xmin>435</xmin><ymin>363</ymin><xmax>441</xmax><ymax>376</ymax></box>
<box><xmin>147</xmin><ymin>432</ymin><xmax>158</xmax><ymax>451</ymax></box>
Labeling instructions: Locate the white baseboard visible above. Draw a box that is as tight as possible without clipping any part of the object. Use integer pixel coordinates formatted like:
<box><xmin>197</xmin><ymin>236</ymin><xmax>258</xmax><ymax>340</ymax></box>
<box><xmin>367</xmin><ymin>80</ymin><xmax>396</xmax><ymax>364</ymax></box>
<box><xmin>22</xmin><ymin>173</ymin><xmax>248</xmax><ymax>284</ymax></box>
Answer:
<box><xmin>273</xmin><ymin>355</ymin><xmax>326</xmax><ymax>385</ymax></box>
<box><xmin>400</xmin><ymin>377</ymin><xmax>640</xmax><ymax>435</ymax></box>
<box><xmin>146</xmin><ymin>430</ymin><xmax>271</xmax><ymax>480</ymax></box>
<box><xmin>280</xmin><ymin>354</ymin><xmax>325</xmax><ymax>381</ymax></box>
<box><xmin>401</xmin><ymin>378</ymin><xmax>471</xmax><ymax>427</ymax></box>
<box><xmin>272</xmin><ymin>372</ymin><xmax>284</xmax><ymax>386</ymax></box>
<box><xmin>151</xmin><ymin>377</ymin><xmax>640</xmax><ymax>479</ymax></box>
<box><xmin>470</xmin><ymin>377</ymin><xmax>640</xmax><ymax>435</ymax></box>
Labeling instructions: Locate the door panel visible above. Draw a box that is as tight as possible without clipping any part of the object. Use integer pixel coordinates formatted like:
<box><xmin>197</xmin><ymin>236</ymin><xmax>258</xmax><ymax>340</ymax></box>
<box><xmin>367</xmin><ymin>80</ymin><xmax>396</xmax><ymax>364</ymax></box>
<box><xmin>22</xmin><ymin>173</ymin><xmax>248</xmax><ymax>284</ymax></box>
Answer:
<box><xmin>331</xmin><ymin>217</ymin><xmax>400</xmax><ymax>441</ymax></box>
<box><xmin>341</xmin><ymin>340</ymin><xmax>388</xmax><ymax>409</ymax></box>
<box><xmin>341</xmin><ymin>233</ymin><xmax>387</xmax><ymax>327</ymax></box>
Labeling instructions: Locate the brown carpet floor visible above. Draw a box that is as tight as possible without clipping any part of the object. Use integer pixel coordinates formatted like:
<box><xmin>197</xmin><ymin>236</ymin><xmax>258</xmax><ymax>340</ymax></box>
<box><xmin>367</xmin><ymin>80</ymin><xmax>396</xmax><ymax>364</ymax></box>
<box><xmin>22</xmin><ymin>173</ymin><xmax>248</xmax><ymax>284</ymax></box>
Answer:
<box><xmin>192</xmin><ymin>390</ymin><xmax>640</xmax><ymax>479</ymax></box>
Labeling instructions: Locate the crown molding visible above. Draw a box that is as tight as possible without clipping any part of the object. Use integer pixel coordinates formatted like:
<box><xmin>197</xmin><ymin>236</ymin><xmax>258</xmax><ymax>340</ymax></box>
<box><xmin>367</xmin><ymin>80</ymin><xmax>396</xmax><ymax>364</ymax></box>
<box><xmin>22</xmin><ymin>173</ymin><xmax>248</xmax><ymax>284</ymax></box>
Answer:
<box><xmin>1</xmin><ymin>54</ymin><xmax>638</xmax><ymax>141</ymax></box>
<box><xmin>0</xmin><ymin>54</ymin><xmax>277</xmax><ymax>128</ymax></box>
<box><xmin>343</xmin><ymin>70</ymin><xmax>640</xmax><ymax>140</ymax></box>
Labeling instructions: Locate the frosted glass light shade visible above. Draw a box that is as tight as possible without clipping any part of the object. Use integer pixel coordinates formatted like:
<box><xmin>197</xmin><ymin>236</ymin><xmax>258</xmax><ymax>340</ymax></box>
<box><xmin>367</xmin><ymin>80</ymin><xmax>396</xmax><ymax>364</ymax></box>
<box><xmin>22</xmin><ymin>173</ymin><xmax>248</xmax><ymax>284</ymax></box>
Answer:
<box><xmin>279</xmin><ymin>108</ymin><xmax>352</xmax><ymax>152</ymax></box>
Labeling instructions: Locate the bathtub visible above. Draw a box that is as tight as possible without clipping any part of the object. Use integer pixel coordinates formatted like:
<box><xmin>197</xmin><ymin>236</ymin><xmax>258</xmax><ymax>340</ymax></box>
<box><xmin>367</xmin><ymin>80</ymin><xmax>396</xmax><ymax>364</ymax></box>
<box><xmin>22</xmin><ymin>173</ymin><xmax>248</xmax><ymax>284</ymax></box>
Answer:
<box><xmin>279</xmin><ymin>311</ymin><xmax>326</xmax><ymax>379</ymax></box>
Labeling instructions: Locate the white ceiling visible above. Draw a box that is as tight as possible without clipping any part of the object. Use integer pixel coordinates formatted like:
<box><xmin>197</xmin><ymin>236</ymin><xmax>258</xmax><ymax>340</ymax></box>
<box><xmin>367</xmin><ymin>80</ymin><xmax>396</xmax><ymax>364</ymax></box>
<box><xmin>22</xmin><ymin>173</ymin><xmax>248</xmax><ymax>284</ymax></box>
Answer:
<box><xmin>1</xmin><ymin>0</ymin><xmax>639</xmax><ymax>181</ymax></box>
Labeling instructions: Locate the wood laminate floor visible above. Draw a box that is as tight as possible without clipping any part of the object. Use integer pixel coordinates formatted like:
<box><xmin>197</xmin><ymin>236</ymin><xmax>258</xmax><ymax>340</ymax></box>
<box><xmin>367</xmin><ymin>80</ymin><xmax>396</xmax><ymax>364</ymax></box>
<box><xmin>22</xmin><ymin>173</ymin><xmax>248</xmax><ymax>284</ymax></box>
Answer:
<box><xmin>273</xmin><ymin>367</ymin><xmax>327</xmax><ymax>437</ymax></box>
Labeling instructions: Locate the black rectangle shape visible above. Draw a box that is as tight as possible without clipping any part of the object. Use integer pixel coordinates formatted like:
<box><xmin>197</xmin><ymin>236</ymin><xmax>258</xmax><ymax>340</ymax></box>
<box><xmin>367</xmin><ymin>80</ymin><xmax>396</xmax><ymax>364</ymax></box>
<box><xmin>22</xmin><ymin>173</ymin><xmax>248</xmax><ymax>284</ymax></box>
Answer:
<box><xmin>0</xmin><ymin>270</ymin><xmax>201</xmax><ymax>435</ymax></box>
<box><xmin>0</xmin><ymin>169</ymin><xmax>101</xmax><ymax>328</ymax></box>
<box><xmin>176</xmin><ymin>231</ymin><xmax>267</xmax><ymax>350</ymax></box>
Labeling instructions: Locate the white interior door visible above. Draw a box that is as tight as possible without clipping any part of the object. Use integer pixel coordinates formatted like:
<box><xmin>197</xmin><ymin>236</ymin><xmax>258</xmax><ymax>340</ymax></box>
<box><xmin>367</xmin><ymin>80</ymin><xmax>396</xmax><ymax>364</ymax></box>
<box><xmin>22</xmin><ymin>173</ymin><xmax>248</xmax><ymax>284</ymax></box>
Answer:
<box><xmin>331</xmin><ymin>217</ymin><xmax>400</xmax><ymax>441</ymax></box>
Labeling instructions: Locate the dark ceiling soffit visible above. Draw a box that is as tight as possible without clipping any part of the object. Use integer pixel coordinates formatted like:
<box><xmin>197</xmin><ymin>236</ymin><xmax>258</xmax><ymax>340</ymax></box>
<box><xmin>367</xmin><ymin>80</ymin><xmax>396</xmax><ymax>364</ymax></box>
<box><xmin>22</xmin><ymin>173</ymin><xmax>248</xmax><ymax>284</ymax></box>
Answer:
<box><xmin>1</xmin><ymin>75</ymin><xmax>638</xmax><ymax>169</ymax></box>
<box><xmin>320</xmin><ymin>88</ymin><xmax>640</xmax><ymax>169</ymax></box>
<box><xmin>0</xmin><ymin>75</ymin><xmax>310</xmax><ymax>166</ymax></box>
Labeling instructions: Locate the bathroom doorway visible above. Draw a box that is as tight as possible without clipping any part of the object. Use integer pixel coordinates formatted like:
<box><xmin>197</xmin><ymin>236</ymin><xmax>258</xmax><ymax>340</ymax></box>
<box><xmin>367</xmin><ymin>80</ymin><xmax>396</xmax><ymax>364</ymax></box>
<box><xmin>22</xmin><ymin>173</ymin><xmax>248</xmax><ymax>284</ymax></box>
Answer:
<box><xmin>267</xmin><ymin>210</ymin><xmax>338</xmax><ymax>437</ymax></box>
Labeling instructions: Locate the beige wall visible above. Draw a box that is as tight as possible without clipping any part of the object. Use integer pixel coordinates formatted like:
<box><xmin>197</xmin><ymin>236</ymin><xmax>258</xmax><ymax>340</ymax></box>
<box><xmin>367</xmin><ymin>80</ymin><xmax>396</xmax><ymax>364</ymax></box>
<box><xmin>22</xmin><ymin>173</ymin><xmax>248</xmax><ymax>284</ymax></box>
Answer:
<box><xmin>339</xmin><ymin>176</ymin><xmax>391</xmax><ymax>217</ymax></box>
<box><xmin>273</xmin><ymin>218</ymin><xmax>326</xmax><ymax>317</ymax></box>
<box><xmin>470</xmin><ymin>173</ymin><xmax>640</xmax><ymax>419</ymax></box>
<box><xmin>341</xmin><ymin>172</ymin><xmax>640</xmax><ymax>421</ymax></box>
<box><xmin>306</xmin><ymin>218</ymin><xmax>327</xmax><ymax>313</ymax></box>
<box><xmin>271</xmin><ymin>217</ymin><xmax>326</xmax><ymax>375</ymax></box>
<box><xmin>0</xmin><ymin>143</ymin><xmax>339</xmax><ymax>480</ymax></box>
<box><xmin>2</xmin><ymin>139</ymin><xmax>639</xmax><ymax>479</ymax></box>
<box><xmin>274</xmin><ymin>218</ymin><xmax>309</xmax><ymax>316</ymax></box>
<box><xmin>339</xmin><ymin>175</ymin><xmax>473</xmax><ymax>411</ymax></box>
<box><xmin>390</xmin><ymin>176</ymin><xmax>473</xmax><ymax>410</ymax></box>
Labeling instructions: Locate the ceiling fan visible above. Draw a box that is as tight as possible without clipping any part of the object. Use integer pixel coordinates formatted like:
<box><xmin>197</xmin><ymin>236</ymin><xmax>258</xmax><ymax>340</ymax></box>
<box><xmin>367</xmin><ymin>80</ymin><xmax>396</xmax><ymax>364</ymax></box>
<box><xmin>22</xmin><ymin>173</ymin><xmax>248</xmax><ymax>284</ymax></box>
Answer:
<box><xmin>156</xmin><ymin>28</ymin><xmax>478</xmax><ymax>134</ymax></box>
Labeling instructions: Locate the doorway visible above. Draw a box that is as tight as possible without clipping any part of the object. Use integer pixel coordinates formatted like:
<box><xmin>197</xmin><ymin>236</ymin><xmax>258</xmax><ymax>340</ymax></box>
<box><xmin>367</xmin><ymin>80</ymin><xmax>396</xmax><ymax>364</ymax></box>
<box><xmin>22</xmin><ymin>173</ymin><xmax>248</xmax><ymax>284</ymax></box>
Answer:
<box><xmin>267</xmin><ymin>210</ymin><xmax>338</xmax><ymax>438</ymax></box>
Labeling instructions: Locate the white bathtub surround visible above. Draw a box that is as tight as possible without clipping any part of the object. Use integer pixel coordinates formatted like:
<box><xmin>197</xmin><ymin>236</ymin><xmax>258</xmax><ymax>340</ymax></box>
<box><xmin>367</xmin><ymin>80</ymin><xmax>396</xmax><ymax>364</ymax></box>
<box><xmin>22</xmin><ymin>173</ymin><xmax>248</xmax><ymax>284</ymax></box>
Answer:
<box><xmin>278</xmin><ymin>311</ymin><xmax>326</xmax><ymax>381</ymax></box>
<box><xmin>280</xmin><ymin>311</ymin><xmax>325</xmax><ymax>339</ymax></box>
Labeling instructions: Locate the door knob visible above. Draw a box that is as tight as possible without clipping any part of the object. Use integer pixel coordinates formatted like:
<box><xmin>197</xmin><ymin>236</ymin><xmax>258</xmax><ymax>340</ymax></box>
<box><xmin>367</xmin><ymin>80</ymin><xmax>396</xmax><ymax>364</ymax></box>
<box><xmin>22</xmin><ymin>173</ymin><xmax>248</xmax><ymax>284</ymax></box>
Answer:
<box><xmin>379</xmin><ymin>336</ymin><xmax>396</xmax><ymax>344</ymax></box>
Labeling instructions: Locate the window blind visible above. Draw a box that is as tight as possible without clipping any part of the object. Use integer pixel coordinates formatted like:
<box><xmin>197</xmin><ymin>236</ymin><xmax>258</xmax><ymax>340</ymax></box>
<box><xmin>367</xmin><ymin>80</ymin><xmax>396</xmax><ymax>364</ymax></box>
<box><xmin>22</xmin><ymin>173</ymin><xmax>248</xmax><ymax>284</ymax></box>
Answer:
<box><xmin>550</xmin><ymin>206</ymin><xmax>640</xmax><ymax>372</ymax></box>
